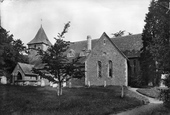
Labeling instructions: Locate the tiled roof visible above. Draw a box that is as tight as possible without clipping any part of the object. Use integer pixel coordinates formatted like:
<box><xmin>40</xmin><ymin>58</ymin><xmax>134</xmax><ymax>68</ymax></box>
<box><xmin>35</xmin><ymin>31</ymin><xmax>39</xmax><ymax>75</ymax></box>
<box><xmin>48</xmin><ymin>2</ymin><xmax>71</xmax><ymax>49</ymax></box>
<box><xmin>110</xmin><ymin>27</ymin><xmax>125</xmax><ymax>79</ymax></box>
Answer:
<box><xmin>27</xmin><ymin>26</ymin><xmax>52</xmax><ymax>46</ymax></box>
<box><xmin>111</xmin><ymin>34</ymin><xmax>142</xmax><ymax>58</ymax></box>
<box><xmin>67</xmin><ymin>34</ymin><xmax>142</xmax><ymax>58</ymax></box>
<box><xmin>111</xmin><ymin>34</ymin><xmax>142</xmax><ymax>52</ymax></box>
<box><xmin>18</xmin><ymin>63</ymin><xmax>37</xmax><ymax>76</ymax></box>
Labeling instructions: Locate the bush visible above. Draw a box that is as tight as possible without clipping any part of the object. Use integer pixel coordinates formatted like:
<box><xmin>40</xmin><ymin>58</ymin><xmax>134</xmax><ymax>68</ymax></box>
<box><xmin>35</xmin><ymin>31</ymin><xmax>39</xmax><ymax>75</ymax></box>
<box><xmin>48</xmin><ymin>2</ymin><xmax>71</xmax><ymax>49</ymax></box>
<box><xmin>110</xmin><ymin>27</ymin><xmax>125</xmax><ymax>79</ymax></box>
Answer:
<box><xmin>160</xmin><ymin>89</ymin><xmax>170</xmax><ymax>108</ymax></box>
<box><xmin>130</xmin><ymin>74</ymin><xmax>145</xmax><ymax>87</ymax></box>
<box><xmin>160</xmin><ymin>74</ymin><xmax>170</xmax><ymax>108</ymax></box>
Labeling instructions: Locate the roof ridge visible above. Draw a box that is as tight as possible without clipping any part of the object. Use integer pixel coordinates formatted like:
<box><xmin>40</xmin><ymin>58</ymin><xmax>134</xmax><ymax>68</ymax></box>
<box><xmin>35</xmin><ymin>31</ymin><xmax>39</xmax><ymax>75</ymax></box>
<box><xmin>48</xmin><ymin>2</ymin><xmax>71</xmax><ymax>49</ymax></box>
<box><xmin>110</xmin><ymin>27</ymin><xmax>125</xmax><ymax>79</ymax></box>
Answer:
<box><xmin>71</xmin><ymin>33</ymin><xmax>141</xmax><ymax>44</ymax></box>
<box><xmin>68</xmin><ymin>33</ymin><xmax>142</xmax><ymax>58</ymax></box>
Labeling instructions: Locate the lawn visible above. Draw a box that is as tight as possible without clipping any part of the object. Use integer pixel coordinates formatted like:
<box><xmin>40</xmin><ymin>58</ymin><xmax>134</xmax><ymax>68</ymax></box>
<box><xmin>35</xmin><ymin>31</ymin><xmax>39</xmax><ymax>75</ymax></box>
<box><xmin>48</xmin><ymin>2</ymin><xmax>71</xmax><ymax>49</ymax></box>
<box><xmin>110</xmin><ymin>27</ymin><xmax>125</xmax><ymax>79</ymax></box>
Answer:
<box><xmin>0</xmin><ymin>85</ymin><xmax>145</xmax><ymax>115</ymax></box>
<box><xmin>136</xmin><ymin>87</ymin><xmax>161</xmax><ymax>98</ymax></box>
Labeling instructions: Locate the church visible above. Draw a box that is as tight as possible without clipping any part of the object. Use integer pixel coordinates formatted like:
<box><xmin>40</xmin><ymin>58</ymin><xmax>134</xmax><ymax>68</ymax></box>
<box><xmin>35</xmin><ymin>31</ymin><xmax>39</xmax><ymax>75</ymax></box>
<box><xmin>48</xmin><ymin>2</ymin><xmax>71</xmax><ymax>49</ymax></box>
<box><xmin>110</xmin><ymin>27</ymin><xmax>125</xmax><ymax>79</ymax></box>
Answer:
<box><xmin>11</xmin><ymin>26</ymin><xmax>52</xmax><ymax>86</ymax></box>
<box><xmin>67</xmin><ymin>33</ymin><xmax>142</xmax><ymax>87</ymax></box>
<box><xmin>11</xmin><ymin>26</ymin><xmax>142</xmax><ymax>87</ymax></box>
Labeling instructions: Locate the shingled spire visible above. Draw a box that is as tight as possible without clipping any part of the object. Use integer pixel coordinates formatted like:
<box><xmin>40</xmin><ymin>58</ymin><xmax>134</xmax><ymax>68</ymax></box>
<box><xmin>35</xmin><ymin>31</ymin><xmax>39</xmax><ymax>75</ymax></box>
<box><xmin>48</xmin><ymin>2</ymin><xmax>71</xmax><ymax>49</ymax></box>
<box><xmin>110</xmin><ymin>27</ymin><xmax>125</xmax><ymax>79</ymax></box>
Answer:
<box><xmin>27</xmin><ymin>25</ymin><xmax>52</xmax><ymax>64</ymax></box>
<box><xmin>27</xmin><ymin>26</ymin><xmax>52</xmax><ymax>46</ymax></box>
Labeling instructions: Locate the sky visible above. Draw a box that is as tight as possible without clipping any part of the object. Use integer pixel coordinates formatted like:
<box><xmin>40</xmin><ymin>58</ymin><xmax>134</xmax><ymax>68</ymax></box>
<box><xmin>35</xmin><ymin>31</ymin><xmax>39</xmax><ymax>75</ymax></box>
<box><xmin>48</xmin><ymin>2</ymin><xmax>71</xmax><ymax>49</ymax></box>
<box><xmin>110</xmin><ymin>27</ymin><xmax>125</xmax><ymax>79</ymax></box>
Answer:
<box><xmin>1</xmin><ymin>0</ymin><xmax>151</xmax><ymax>46</ymax></box>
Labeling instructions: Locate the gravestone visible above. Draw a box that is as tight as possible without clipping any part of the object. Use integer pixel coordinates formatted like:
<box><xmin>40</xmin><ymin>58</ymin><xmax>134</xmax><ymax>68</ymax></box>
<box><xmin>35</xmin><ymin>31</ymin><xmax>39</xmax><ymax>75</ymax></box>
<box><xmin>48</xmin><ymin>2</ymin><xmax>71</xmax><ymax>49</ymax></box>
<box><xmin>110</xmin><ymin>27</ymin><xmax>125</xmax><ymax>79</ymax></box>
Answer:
<box><xmin>63</xmin><ymin>82</ymin><xmax>66</xmax><ymax>87</ymax></box>
<box><xmin>1</xmin><ymin>76</ymin><xmax>7</xmax><ymax>84</ymax></box>
<box><xmin>160</xmin><ymin>74</ymin><xmax>167</xmax><ymax>88</ymax></box>
<box><xmin>41</xmin><ymin>79</ymin><xmax>45</xmax><ymax>86</ymax></box>
<box><xmin>52</xmin><ymin>83</ymin><xmax>58</xmax><ymax>88</ymax></box>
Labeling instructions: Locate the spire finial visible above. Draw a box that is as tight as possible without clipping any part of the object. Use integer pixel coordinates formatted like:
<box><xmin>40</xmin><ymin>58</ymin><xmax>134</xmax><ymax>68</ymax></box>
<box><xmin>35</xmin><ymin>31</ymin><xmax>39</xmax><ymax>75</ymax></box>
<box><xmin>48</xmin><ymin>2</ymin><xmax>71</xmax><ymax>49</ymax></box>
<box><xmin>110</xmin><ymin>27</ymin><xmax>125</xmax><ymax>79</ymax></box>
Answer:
<box><xmin>40</xmin><ymin>18</ymin><xmax>42</xmax><ymax>27</ymax></box>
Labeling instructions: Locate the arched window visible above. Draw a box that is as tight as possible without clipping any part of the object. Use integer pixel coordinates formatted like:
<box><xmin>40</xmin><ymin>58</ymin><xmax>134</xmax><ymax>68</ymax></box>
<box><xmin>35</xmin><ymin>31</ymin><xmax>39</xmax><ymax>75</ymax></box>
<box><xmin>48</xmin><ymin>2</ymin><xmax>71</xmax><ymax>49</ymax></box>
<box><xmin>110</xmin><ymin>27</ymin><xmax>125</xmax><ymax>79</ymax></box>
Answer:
<box><xmin>108</xmin><ymin>60</ymin><xmax>113</xmax><ymax>78</ymax></box>
<box><xmin>97</xmin><ymin>61</ymin><xmax>102</xmax><ymax>78</ymax></box>
<box><xmin>17</xmin><ymin>72</ymin><xmax>22</xmax><ymax>80</ymax></box>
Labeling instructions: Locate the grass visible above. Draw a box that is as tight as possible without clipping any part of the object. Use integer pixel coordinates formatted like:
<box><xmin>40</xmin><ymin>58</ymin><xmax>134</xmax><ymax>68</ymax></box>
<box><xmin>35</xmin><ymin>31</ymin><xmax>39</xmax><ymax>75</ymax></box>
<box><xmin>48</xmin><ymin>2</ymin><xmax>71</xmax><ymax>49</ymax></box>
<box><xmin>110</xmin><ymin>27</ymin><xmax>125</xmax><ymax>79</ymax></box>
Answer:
<box><xmin>136</xmin><ymin>87</ymin><xmax>161</xmax><ymax>99</ymax></box>
<box><xmin>0</xmin><ymin>85</ymin><xmax>145</xmax><ymax>115</ymax></box>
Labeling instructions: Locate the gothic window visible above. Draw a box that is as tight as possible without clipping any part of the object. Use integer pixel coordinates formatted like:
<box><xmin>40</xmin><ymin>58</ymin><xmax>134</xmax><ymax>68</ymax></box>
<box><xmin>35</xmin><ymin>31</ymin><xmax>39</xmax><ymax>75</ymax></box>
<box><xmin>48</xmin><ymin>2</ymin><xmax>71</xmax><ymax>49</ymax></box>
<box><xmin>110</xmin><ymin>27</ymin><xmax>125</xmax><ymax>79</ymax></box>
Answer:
<box><xmin>97</xmin><ymin>61</ymin><xmax>102</xmax><ymax>78</ymax></box>
<box><xmin>108</xmin><ymin>60</ymin><xmax>113</xmax><ymax>78</ymax></box>
<box><xmin>67</xmin><ymin>49</ymin><xmax>75</xmax><ymax>57</ymax></box>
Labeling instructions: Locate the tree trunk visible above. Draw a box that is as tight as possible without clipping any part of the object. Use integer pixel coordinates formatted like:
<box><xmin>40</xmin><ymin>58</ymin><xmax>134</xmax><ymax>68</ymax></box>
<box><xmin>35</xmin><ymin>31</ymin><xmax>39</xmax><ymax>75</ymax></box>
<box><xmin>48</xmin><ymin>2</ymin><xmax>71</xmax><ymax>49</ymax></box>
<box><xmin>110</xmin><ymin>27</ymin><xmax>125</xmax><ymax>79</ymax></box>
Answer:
<box><xmin>57</xmin><ymin>82</ymin><xmax>62</xmax><ymax>96</ymax></box>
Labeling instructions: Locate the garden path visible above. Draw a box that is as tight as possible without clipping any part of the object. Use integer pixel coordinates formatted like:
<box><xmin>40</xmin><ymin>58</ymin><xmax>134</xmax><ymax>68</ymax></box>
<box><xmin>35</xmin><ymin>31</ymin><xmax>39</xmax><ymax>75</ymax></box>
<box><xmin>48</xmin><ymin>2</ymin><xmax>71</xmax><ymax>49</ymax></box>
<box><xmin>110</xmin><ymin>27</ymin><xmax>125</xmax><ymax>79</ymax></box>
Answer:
<box><xmin>111</xmin><ymin>88</ymin><xmax>170</xmax><ymax>115</ymax></box>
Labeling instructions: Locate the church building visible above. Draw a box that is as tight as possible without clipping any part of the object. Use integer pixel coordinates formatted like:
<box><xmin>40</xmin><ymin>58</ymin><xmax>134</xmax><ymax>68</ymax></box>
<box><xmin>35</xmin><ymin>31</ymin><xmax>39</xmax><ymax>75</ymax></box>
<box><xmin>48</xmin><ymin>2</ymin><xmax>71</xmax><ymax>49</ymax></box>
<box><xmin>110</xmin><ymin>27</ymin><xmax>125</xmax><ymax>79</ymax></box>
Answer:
<box><xmin>67</xmin><ymin>33</ymin><xmax>142</xmax><ymax>87</ymax></box>
<box><xmin>11</xmin><ymin>25</ymin><xmax>142</xmax><ymax>87</ymax></box>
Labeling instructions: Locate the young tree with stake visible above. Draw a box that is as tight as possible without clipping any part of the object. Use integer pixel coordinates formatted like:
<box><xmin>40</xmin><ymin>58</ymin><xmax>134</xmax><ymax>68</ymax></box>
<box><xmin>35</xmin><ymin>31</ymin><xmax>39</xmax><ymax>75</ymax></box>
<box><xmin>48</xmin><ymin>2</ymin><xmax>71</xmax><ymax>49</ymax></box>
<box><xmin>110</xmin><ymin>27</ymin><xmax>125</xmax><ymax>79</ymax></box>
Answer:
<box><xmin>34</xmin><ymin>22</ymin><xmax>84</xmax><ymax>96</ymax></box>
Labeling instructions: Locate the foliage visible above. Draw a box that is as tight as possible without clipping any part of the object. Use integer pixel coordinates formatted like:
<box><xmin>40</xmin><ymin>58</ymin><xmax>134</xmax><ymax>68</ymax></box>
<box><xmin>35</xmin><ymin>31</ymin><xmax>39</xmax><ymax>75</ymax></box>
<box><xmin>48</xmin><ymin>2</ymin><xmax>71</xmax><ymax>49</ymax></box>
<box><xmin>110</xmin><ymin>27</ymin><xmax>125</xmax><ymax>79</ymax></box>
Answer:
<box><xmin>128</xmin><ymin>32</ymin><xmax>133</xmax><ymax>35</ymax></box>
<box><xmin>161</xmin><ymin>74</ymin><xmax>170</xmax><ymax>107</ymax></box>
<box><xmin>112</xmin><ymin>30</ymin><xmax>133</xmax><ymax>38</ymax></box>
<box><xmin>130</xmin><ymin>73</ymin><xmax>145</xmax><ymax>87</ymax></box>
<box><xmin>112</xmin><ymin>30</ymin><xmax>125</xmax><ymax>37</ymax></box>
<box><xmin>140</xmin><ymin>0</ymin><xmax>170</xmax><ymax>85</ymax></box>
<box><xmin>33</xmin><ymin>22</ymin><xmax>84</xmax><ymax>96</ymax></box>
<box><xmin>160</xmin><ymin>89</ymin><xmax>170</xmax><ymax>108</ymax></box>
<box><xmin>0</xmin><ymin>27</ymin><xmax>28</xmax><ymax>75</ymax></box>
<box><xmin>141</xmin><ymin>0</ymin><xmax>170</xmax><ymax>106</ymax></box>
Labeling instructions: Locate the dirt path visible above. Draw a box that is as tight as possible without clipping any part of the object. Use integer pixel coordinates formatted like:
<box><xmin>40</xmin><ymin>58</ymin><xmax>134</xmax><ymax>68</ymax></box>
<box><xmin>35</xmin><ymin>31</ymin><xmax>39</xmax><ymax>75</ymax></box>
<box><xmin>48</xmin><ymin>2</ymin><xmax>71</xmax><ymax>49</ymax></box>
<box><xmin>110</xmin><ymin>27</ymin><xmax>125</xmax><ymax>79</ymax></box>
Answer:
<box><xmin>111</xmin><ymin>88</ymin><xmax>170</xmax><ymax>115</ymax></box>
<box><xmin>114</xmin><ymin>103</ymin><xmax>167</xmax><ymax>115</ymax></box>
<box><xmin>129</xmin><ymin>88</ymin><xmax>163</xmax><ymax>104</ymax></box>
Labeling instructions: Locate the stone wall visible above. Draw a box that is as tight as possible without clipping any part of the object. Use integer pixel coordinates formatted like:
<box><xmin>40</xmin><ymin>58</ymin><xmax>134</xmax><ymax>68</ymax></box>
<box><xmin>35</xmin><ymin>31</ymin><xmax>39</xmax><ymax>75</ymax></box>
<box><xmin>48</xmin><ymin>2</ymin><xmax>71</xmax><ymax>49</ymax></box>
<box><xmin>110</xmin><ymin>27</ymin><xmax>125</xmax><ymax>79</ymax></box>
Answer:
<box><xmin>86</xmin><ymin>34</ymin><xmax>128</xmax><ymax>86</ymax></box>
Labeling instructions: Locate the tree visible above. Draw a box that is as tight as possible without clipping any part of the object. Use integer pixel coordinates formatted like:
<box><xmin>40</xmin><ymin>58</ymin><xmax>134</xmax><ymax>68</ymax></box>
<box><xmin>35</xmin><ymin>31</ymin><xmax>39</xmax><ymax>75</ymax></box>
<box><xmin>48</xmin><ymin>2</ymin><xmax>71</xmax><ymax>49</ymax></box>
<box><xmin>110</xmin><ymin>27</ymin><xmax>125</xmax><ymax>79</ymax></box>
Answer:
<box><xmin>0</xmin><ymin>27</ymin><xmax>28</xmax><ymax>77</ymax></box>
<box><xmin>112</xmin><ymin>30</ymin><xmax>125</xmax><ymax>37</ymax></box>
<box><xmin>140</xmin><ymin>0</ymin><xmax>170</xmax><ymax>86</ymax></box>
<box><xmin>128</xmin><ymin>32</ymin><xmax>133</xmax><ymax>35</ymax></box>
<box><xmin>112</xmin><ymin>30</ymin><xmax>133</xmax><ymax>37</ymax></box>
<box><xmin>34</xmin><ymin>22</ymin><xmax>84</xmax><ymax>96</ymax></box>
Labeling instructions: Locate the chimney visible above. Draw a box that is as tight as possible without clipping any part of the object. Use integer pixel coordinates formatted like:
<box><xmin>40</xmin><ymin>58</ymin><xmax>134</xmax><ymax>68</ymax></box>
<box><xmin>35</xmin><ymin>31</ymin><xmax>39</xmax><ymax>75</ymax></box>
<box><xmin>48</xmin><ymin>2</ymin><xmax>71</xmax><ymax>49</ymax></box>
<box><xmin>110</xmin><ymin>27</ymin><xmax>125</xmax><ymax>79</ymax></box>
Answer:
<box><xmin>87</xmin><ymin>35</ymin><xmax>92</xmax><ymax>50</ymax></box>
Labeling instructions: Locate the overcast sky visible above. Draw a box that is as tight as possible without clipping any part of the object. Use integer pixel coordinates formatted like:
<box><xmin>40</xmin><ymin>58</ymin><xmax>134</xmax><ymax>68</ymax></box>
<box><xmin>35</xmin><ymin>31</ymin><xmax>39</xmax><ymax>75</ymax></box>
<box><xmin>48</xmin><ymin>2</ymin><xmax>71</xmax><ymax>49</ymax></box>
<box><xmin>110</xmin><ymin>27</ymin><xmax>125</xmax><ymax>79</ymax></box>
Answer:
<box><xmin>1</xmin><ymin>0</ymin><xmax>151</xmax><ymax>45</ymax></box>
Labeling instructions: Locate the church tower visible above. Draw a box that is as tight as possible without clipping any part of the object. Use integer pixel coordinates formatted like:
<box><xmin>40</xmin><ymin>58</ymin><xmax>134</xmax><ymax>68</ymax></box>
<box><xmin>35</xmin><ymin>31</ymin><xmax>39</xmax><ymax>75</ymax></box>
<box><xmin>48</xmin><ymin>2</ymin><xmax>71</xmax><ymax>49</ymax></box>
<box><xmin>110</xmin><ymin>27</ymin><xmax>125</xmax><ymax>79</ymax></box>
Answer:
<box><xmin>27</xmin><ymin>25</ymin><xmax>52</xmax><ymax>64</ymax></box>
